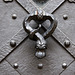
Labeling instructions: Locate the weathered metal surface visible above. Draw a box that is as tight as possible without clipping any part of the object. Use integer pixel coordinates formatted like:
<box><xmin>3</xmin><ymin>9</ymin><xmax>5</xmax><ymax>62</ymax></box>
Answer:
<box><xmin>0</xmin><ymin>0</ymin><xmax>28</xmax><ymax>62</ymax></box>
<box><xmin>0</xmin><ymin>0</ymin><xmax>75</xmax><ymax>65</ymax></box>
<box><xmin>0</xmin><ymin>29</ymin><xmax>27</xmax><ymax>62</ymax></box>
<box><xmin>54</xmin><ymin>1</ymin><xmax>75</xmax><ymax>44</ymax></box>
<box><xmin>16</xmin><ymin>0</ymin><xmax>65</xmax><ymax>14</ymax></box>
<box><xmin>0</xmin><ymin>0</ymin><xmax>66</xmax><ymax>62</ymax></box>
<box><xmin>43</xmin><ymin>0</ymin><xmax>66</xmax><ymax>14</ymax></box>
<box><xmin>53</xmin><ymin>1</ymin><xmax>75</xmax><ymax>58</ymax></box>
<box><xmin>0</xmin><ymin>60</ymin><xmax>20</xmax><ymax>75</ymax></box>
<box><xmin>52</xmin><ymin>28</ymin><xmax>75</xmax><ymax>58</ymax></box>
<box><xmin>1</xmin><ymin>26</ymin><xmax>75</xmax><ymax>63</ymax></box>
<box><xmin>0</xmin><ymin>0</ymin><xmax>75</xmax><ymax>75</ymax></box>
<box><xmin>16</xmin><ymin>0</ymin><xmax>36</xmax><ymax>13</ymax></box>
<box><xmin>60</xmin><ymin>61</ymin><xmax>75</xmax><ymax>75</ymax></box>
<box><xmin>0</xmin><ymin>0</ymin><xmax>27</xmax><ymax>48</ymax></box>
<box><xmin>6</xmin><ymin>37</ymin><xmax>74</xmax><ymax>75</ymax></box>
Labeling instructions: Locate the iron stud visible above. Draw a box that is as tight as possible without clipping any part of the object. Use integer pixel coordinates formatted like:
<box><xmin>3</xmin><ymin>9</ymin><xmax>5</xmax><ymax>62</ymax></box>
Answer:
<box><xmin>10</xmin><ymin>40</ymin><xmax>16</xmax><ymax>47</ymax></box>
<box><xmin>63</xmin><ymin>14</ymin><xmax>68</xmax><ymax>20</ymax></box>
<box><xmin>62</xmin><ymin>63</ymin><xmax>67</xmax><ymax>69</ymax></box>
<box><xmin>12</xmin><ymin>14</ymin><xmax>17</xmax><ymax>19</ymax></box>
<box><xmin>38</xmin><ymin>63</ymin><xmax>43</xmax><ymax>69</ymax></box>
<box><xmin>64</xmin><ymin>40</ymin><xmax>70</xmax><ymax>47</ymax></box>
<box><xmin>13</xmin><ymin>63</ymin><xmax>18</xmax><ymax>69</ymax></box>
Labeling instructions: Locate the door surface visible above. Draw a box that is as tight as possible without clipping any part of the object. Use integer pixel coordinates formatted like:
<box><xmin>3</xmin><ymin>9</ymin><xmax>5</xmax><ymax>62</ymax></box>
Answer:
<box><xmin>0</xmin><ymin>0</ymin><xmax>75</xmax><ymax>75</ymax></box>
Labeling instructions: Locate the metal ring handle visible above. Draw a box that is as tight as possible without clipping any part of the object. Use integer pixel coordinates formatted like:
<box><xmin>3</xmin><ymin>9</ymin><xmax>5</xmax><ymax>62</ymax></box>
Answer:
<box><xmin>23</xmin><ymin>12</ymin><xmax>57</xmax><ymax>40</ymax></box>
<box><xmin>23</xmin><ymin>9</ymin><xmax>57</xmax><ymax>59</ymax></box>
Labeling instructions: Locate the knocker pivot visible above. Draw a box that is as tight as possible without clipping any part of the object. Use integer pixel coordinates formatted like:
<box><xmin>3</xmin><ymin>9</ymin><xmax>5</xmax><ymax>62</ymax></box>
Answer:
<box><xmin>23</xmin><ymin>9</ymin><xmax>57</xmax><ymax>59</ymax></box>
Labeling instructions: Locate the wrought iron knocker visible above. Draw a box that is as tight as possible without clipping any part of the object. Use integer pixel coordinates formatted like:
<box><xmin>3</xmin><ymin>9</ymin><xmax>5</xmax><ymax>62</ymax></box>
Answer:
<box><xmin>23</xmin><ymin>9</ymin><xmax>57</xmax><ymax>59</ymax></box>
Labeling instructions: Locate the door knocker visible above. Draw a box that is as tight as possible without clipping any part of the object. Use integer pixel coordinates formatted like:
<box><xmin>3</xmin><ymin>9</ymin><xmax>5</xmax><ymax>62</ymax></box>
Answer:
<box><xmin>23</xmin><ymin>9</ymin><xmax>57</xmax><ymax>59</ymax></box>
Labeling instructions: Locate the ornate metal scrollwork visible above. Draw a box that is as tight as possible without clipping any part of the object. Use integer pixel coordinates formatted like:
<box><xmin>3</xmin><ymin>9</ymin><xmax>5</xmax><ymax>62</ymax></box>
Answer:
<box><xmin>23</xmin><ymin>9</ymin><xmax>57</xmax><ymax>59</ymax></box>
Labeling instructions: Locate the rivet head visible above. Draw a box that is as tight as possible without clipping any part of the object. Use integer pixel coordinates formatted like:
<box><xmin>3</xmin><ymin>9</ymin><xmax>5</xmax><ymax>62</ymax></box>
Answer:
<box><xmin>35</xmin><ymin>51</ymin><xmax>46</xmax><ymax>59</ymax></box>
<box><xmin>12</xmin><ymin>14</ymin><xmax>17</xmax><ymax>19</ymax></box>
<box><xmin>13</xmin><ymin>63</ymin><xmax>18</xmax><ymax>69</ymax></box>
<box><xmin>63</xmin><ymin>14</ymin><xmax>68</xmax><ymax>20</ymax></box>
<box><xmin>62</xmin><ymin>63</ymin><xmax>67</xmax><ymax>69</ymax></box>
<box><xmin>10</xmin><ymin>40</ymin><xmax>16</xmax><ymax>47</ymax></box>
<box><xmin>64</xmin><ymin>40</ymin><xmax>70</xmax><ymax>47</ymax></box>
<box><xmin>38</xmin><ymin>63</ymin><xmax>43</xmax><ymax>69</ymax></box>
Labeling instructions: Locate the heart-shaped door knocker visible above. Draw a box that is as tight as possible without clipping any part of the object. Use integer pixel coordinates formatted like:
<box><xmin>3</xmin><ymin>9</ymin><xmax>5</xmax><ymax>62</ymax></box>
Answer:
<box><xmin>23</xmin><ymin>9</ymin><xmax>57</xmax><ymax>59</ymax></box>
